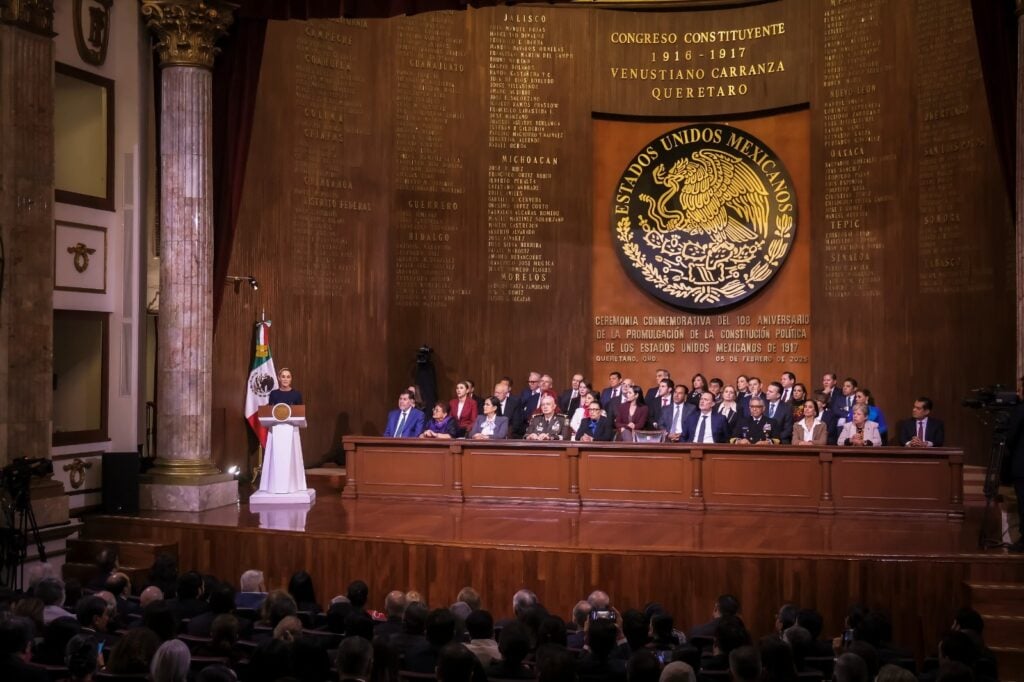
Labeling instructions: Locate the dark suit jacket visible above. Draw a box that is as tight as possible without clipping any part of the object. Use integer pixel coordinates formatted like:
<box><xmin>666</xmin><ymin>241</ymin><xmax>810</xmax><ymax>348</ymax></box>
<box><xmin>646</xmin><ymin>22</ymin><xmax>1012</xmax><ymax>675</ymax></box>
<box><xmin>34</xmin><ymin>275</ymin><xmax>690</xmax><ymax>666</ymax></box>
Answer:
<box><xmin>558</xmin><ymin>389</ymin><xmax>579</xmax><ymax>414</ymax></box>
<box><xmin>897</xmin><ymin>417</ymin><xmax>945</xmax><ymax>447</ymax></box>
<box><xmin>765</xmin><ymin>400</ymin><xmax>794</xmax><ymax>443</ymax></box>
<box><xmin>679</xmin><ymin>411</ymin><xmax>730</xmax><ymax>443</ymax></box>
<box><xmin>660</xmin><ymin>401</ymin><xmax>696</xmax><ymax>435</ymax></box>
<box><xmin>731</xmin><ymin>415</ymin><xmax>780</xmax><ymax>443</ymax></box>
<box><xmin>383</xmin><ymin>408</ymin><xmax>425</xmax><ymax>437</ymax></box>
<box><xmin>2</xmin><ymin>656</ymin><xmax>49</xmax><ymax>682</ymax></box>
<box><xmin>499</xmin><ymin>396</ymin><xmax>526</xmax><ymax>438</ymax></box>
<box><xmin>644</xmin><ymin>387</ymin><xmax>661</xmax><ymax>407</ymax></box>
<box><xmin>648</xmin><ymin>397</ymin><xmax>674</xmax><ymax>428</ymax></box>
<box><xmin>468</xmin><ymin>415</ymin><xmax>509</xmax><ymax>439</ymax></box>
<box><xmin>574</xmin><ymin>416</ymin><xmax>614</xmax><ymax>442</ymax></box>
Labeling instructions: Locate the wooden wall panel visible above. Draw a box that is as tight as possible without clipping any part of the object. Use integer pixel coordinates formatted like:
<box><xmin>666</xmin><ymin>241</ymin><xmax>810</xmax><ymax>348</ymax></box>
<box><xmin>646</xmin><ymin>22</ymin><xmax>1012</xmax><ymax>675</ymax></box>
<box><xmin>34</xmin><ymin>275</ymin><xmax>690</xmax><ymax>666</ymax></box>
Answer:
<box><xmin>810</xmin><ymin>0</ymin><xmax>1014</xmax><ymax>463</ymax></box>
<box><xmin>93</xmin><ymin>514</ymin><xmax>1023</xmax><ymax>663</ymax></box>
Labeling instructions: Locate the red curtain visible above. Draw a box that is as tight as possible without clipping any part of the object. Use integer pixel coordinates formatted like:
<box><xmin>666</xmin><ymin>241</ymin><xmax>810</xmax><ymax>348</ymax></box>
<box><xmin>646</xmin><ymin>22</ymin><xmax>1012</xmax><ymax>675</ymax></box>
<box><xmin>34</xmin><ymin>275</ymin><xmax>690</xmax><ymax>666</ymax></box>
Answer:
<box><xmin>971</xmin><ymin>0</ymin><xmax>1017</xmax><ymax>219</ymax></box>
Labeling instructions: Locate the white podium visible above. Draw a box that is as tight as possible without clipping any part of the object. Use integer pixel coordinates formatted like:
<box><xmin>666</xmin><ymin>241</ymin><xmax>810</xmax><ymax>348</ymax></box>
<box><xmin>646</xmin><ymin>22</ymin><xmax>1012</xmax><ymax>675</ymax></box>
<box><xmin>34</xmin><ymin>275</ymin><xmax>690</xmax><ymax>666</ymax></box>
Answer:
<box><xmin>251</xmin><ymin>404</ymin><xmax>316</xmax><ymax>505</ymax></box>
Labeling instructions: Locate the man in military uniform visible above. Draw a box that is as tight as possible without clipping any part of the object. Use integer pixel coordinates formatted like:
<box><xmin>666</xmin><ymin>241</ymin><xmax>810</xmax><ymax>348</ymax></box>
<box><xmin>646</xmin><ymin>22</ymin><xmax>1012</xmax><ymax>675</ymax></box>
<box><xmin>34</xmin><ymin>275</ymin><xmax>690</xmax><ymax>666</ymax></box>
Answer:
<box><xmin>525</xmin><ymin>396</ymin><xmax>567</xmax><ymax>441</ymax></box>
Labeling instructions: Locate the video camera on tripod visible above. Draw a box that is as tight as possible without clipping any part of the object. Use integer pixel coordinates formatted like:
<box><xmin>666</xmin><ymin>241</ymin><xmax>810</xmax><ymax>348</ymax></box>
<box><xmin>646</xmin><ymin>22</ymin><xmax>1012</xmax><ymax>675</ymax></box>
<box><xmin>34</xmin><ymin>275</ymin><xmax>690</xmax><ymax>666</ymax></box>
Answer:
<box><xmin>963</xmin><ymin>385</ymin><xmax>1021</xmax><ymax>549</ymax></box>
<box><xmin>0</xmin><ymin>456</ymin><xmax>54</xmax><ymax>588</ymax></box>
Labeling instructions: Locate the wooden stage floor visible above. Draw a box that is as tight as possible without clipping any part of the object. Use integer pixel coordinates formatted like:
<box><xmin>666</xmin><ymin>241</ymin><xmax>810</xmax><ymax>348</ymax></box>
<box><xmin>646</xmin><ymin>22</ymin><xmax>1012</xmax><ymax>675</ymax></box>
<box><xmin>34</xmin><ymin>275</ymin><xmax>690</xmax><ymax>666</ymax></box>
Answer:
<box><xmin>84</xmin><ymin>478</ymin><xmax>1024</xmax><ymax>662</ymax></box>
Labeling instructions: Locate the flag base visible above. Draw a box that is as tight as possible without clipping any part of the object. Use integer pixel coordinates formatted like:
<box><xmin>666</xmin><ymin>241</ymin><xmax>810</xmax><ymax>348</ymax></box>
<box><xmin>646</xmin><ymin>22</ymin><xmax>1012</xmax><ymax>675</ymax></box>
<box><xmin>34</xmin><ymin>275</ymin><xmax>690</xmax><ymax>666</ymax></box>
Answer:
<box><xmin>249</xmin><ymin>488</ymin><xmax>316</xmax><ymax>505</ymax></box>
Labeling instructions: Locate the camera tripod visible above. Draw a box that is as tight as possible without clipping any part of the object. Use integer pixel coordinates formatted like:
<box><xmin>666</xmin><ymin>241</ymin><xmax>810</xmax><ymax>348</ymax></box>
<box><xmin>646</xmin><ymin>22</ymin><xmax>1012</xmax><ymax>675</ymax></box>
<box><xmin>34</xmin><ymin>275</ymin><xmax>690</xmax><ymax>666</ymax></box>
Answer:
<box><xmin>978</xmin><ymin>435</ymin><xmax>1013</xmax><ymax>550</ymax></box>
<box><xmin>0</xmin><ymin>482</ymin><xmax>47</xmax><ymax>590</ymax></box>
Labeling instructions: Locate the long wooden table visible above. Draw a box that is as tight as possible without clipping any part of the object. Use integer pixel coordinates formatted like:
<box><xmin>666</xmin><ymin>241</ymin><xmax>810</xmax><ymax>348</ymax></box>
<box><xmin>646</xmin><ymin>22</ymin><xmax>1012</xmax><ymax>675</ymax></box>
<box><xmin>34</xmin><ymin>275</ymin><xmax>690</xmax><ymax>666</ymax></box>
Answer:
<box><xmin>341</xmin><ymin>437</ymin><xmax>965</xmax><ymax>518</ymax></box>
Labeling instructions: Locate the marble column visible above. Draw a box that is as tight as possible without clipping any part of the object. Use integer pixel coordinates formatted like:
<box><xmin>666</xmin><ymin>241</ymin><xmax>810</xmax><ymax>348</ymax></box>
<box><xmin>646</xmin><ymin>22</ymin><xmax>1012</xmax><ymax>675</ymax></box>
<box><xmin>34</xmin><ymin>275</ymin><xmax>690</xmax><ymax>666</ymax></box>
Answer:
<box><xmin>139</xmin><ymin>0</ymin><xmax>238</xmax><ymax>511</ymax></box>
<box><xmin>0</xmin><ymin>1</ymin><xmax>55</xmax><ymax>467</ymax></box>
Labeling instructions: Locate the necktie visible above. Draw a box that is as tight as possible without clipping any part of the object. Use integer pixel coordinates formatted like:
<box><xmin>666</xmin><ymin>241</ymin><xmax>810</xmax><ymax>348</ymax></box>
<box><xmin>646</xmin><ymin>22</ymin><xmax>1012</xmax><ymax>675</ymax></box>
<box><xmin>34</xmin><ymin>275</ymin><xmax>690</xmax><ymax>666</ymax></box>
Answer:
<box><xmin>847</xmin><ymin>396</ymin><xmax>853</xmax><ymax>412</ymax></box>
<box><xmin>394</xmin><ymin>411</ymin><xmax>407</xmax><ymax>438</ymax></box>
<box><xmin>662</xmin><ymin>397</ymin><xmax>669</xmax><ymax>407</ymax></box>
<box><xmin>696</xmin><ymin>415</ymin><xmax>707</xmax><ymax>443</ymax></box>
<box><xmin>783</xmin><ymin>388</ymin><xmax>791</xmax><ymax>403</ymax></box>
<box><xmin>590</xmin><ymin>421</ymin><xmax>597</xmax><ymax>435</ymax></box>
<box><xmin>769</xmin><ymin>403</ymin><xmax>776</xmax><ymax>418</ymax></box>
<box><xmin>613</xmin><ymin>388</ymin><xmax>620</xmax><ymax>399</ymax></box>
<box><xmin>673</xmin><ymin>405</ymin><xmax>681</xmax><ymax>433</ymax></box>
<box><xmin>917</xmin><ymin>420</ymin><xmax>924</xmax><ymax>441</ymax></box>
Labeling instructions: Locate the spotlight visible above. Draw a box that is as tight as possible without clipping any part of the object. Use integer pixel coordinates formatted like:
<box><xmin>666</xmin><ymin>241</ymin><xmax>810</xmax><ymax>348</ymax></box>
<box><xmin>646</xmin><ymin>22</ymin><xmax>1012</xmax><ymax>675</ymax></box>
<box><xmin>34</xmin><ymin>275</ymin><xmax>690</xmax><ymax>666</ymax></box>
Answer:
<box><xmin>227</xmin><ymin>465</ymin><xmax>240</xmax><ymax>478</ymax></box>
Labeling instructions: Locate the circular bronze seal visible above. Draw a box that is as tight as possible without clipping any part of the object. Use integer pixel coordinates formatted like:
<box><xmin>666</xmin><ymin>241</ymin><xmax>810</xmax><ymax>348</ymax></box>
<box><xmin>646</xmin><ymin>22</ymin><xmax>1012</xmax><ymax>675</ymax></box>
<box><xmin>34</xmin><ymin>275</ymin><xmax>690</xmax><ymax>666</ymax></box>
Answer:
<box><xmin>272</xmin><ymin>402</ymin><xmax>292</xmax><ymax>421</ymax></box>
<box><xmin>612</xmin><ymin>124</ymin><xmax>797</xmax><ymax>310</ymax></box>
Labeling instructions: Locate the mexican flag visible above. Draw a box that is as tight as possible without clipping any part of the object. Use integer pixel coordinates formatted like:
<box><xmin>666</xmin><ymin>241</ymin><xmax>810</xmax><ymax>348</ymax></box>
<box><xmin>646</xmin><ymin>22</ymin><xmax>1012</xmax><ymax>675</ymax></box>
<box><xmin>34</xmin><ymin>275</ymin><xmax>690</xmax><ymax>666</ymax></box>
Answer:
<box><xmin>244</xmin><ymin>319</ymin><xmax>278</xmax><ymax>448</ymax></box>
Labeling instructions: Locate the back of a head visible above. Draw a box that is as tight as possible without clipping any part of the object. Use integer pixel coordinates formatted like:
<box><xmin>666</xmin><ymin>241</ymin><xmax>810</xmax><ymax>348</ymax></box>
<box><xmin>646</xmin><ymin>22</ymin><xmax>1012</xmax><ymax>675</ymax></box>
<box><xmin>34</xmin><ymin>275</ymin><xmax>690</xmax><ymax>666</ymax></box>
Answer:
<box><xmin>953</xmin><ymin>608</ymin><xmax>984</xmax><ymax>635</ymax></box>
<box><xmin>384</xmin><ymin>589</ymin><xmax>407</xmax><ymax>618</ymax></box>
<box><xmin>622</xmin><ymin>609</ymin><xmax>650</xmax><ymax>649</ymax></box>
<box><xmin>940</xmin><ymin>630</ymin><xmax>978</xmax><ymax>667</ymax></box>
<box><xmin>338</xmin><ymin>635</ymin><xmax>375</xmax><ymax>676</ymax></box>
<box><xmin>729</xmin><ymin>645</ymin><xmax>762</xmax><ymax>682</ymax></box>
<box><xmin>587</xmin><ymin>589</ymin><xmax>610</xmax><ymax>610</ymax></box>
<box><xmin>498</xmin><ymin>622</ymin><xmax>531</xmax><ymax>665</ymax></box>
<box><xmin>876</xmin><ymin>663</ymin><xmax>917</xmax><ymax>682</ymax></box>
<box><xmin>104</xmin><ymin>573</ymin><xmax>129</xmax><ymax>598</ymax></box>
<box><xmin>209</xmin><ymin>584</ymin><xmax>236</xmax><ymax>614</ymax></box>
<box><xmin>627</xmin><ymin>648</ymin><xmax>661</xmax><ymax>682</ymax></box>
<box><xmin>262</xmin><ymin>589</ymin><xmax>298</xmax><ymax>627</ymax></box>
<box><xmin>273</xmin><ymin>615</ymin><xmax>304</xmax><ymax>642</ymax></box>
<box><xmin>777</xmin><ymin>603</ymin><xmax>799</xmax><ymax>631</ymax></box>
<box><xmin>176</xmin><ymin>571</ymin><xmax>203</xmax><ymax>601</ymax></box>
<box><xmin>64</xmin><ymin>633</ymin><xmax>99</xmax><ymax>680</ymax></box>
<box><xmin>759</xmin><ymin>635</ymin><xmax>797</xmax><ymax>682</ymax></box>
<box><xmin>35</xmin><ymin>577</ymin><xmax>65</xmax><ymax>606</ymax></box>
<box><xmin>326</xmin><ymin>600</ymin><xmax>353</xmax><ymax>634</ymax></box>
<box><xmin>240</xmin><ymin>569</ymin><xmax>264</xmax><ymax>593</ymax></box>
<box><xmin>671</xmin><ymin>643</ymin><xmax>702</xmax><ymax>671</ymax></box>
<box><xmin>197</xmin><ymin>665</ymin><xmax>238</xmax><ymax>682</ymax></box>
<box><xmin>572</xmin><ymin>599</ymin><xmax>592</xmax><ymax>627</ymax></box>
<box><xmin>96</xmin><ymin>546</ymin><xmax>119</xmax><ymax>574</ymax></box>
<box><xmin>210</xmin><ymin>614</ymin><xmax>239</xmax><ymax>645</ymax></box>
<box><xmin>855</xmin><ymin>611</ymin><xmax>891</xmax><ymax>648</ymax></box>
<box><xmin>512</xmin><ymin>588</ymin><xmax>537</xmax><ymax>615</ymax></box>
<box><xmin>436</xmin><ymin>642</ymin><xmax>477</xmax><ymax>682</ymax></box>
<box><xmin>782</xmin><ymin>625</ymin><xmax>812</xmax><ymax>665</ymax></box>
<box><xmin>715</xmin><ymin>615</ymin><xmax>751</xmax><ymax>655</ymax></box>
<box><xmin>457</xmin><ymin>586</ymin><xmax>481</xmax><ymax>611</ymax></box>
<box><xmin>662</xmin><ymin>661</ymin><xmax>697</xmax><ymax>682</ymax></box>
<box><xmin>717</xmin><ymin>594</ymin><xmax>741</xmax><ymax>618</ymax></box>
<box><xmin>936</xmin><ymin>661</ymin><xmax>975</xmax><ymax>682</ymax></box>
<box><xmin>652</xmin><ymin>612</ymin><xmax>674</xmax><ymax>640</ymax></box>
<box><xmin>347</xmin><ymin>579</ymin><xmax>369</xmax><ymax>609</ymax></box>
<box><xmin>142</xmin><ymin>600</ymin><xmax>178</xmax><ymax>642</ymax></box>
<box><xmin>466</xmin><ymin>609</ymin><xmax>494</xmax><ymax>640</ymax></box>
<box><xmin>107</xmin><ymin>626</ymin><xmax>160</xmax><ymax>674</ymax></box>
<box><xmin>833</xmin><ymin>652</ymin><xmax>869</xmax><ymax>682</ymax></box>
<box><xmin>538</xmin><ymin>645</ymin><xmax>579</xmax><ymax>682</ymax></box>
<box><xmin>287</xmin><ymin>570</ymin><xmax>317</xmax><ymax>606</ymax></box>
<box><xmin>403</xmin><ymin>601</ymin><xmax>429</xmax><ymax>634</ymax></box>
<box><xmin>845</xmin><ymin>642</ymin><xmax>879</xmax><ymax>680</ymax></box>
<box><xmin>538</xmin><ymin>615</ymin><xmax>568</xmax><ymax>647</ymax></box>
<box><xmin>249</xmin><ymin>638</ymin><xmax>293</xmax><ymax>682</ymax></box>
<box><xmin>797</xmin><ymin>608</ymin><xmax>824</xmax><ymax>640</ymax></box>
<box><xmin>587</xmin><ymin>617</ymin><xmax>618</xmax><ymax>659</ymax></box>
<box><xmin>426</xmin><ymin>607</ymin><xmax>457</xmax><ymax>648</ymax></box>
<box><xmin>344</xmin><ymin>610</ymin><xmax>375</xmax><ymax>640</ymax></box>
<box><xmin>76</xmin><ymin>595</ymin><xmax>108</xmax><ymax>629</ymax></box>
<box><xmin>0</xmin><ymin>616</ymin><xmax>33</xmax><ymax>656</ymax></box>
<box><xmin>151</xmin><ymin>639</ymin><xmax>191</xmax><ymax>682</ymax></box>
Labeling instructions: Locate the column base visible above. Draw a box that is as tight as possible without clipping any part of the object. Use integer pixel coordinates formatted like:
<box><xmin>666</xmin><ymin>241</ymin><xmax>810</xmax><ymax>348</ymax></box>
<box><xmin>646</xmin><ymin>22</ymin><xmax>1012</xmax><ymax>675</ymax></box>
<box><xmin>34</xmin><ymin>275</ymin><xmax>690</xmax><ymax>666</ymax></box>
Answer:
<box><xmin>250</xmin><ymin>489</ymin><xmax>316</xmax><ymax>505</ymax></box>
<box><xmin>139</xmin><ymin>476</ymin><xmax>238</xmax><ymax>512</ymax></box>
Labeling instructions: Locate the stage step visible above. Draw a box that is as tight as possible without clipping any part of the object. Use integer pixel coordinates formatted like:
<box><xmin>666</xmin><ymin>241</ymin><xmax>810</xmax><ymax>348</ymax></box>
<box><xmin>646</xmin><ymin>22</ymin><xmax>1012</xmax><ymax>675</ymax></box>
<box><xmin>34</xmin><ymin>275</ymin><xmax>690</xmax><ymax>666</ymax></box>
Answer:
<box><xmin>966</xmin><ymin>582</ymin><xmax>1024</xmax><ymax>680</ymax></box>
<box><xmin>62</xmin><ymin>536</ymin><xmax>178</xmax><ymax>594</ymax></box>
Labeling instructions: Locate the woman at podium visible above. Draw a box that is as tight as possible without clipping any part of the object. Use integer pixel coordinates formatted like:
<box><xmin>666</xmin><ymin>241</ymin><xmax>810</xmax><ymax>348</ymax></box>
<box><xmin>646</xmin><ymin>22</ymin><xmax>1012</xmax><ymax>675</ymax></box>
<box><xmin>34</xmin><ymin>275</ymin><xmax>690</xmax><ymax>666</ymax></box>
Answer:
<box><xmin>269</xmin><ymin>368</ymin><xmax>303</xmax><ymax>405</ymax></box>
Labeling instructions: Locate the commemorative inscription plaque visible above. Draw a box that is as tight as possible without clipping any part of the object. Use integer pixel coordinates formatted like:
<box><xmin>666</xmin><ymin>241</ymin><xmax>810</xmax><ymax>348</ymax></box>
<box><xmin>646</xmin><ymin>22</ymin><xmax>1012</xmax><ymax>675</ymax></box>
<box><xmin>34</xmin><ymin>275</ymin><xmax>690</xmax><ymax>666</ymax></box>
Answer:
<box><xmin>612</xmin><ymin>124</ymin><xmax>797</xmax><ymax>311</ymax></box>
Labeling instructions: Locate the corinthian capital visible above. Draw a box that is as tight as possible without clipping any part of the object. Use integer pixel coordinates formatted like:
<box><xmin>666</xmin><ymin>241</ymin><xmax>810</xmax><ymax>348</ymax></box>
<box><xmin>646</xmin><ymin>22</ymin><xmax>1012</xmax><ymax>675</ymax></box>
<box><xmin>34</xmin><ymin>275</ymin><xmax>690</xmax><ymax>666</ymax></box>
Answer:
<box><xmin>0</xmin><ymin>0</ymin><xmax>55</xmax><ymax>36</ymax></box>
<box><xmin>140</xmin><ymin>0</ymin><xmax>237</xmax><ymax>69</ymax></box>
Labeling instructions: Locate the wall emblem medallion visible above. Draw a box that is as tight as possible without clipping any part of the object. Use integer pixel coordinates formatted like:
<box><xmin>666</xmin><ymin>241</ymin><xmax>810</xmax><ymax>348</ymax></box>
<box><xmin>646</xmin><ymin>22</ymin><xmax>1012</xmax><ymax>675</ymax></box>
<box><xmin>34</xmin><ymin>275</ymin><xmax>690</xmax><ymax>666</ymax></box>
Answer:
<box><xmin>73</xmin><ymin>0</ymin><xmax>113</xmax><ymax>66</ymax></box>
<box><xmin>68</xmin><ymin>242</ymin><xmax>97</xmax><ymax>273</ymax></box>
<box><xmin>612</xmin><ymin>124</ymin><xmax>797</xmax><ymax>310</ymax></box>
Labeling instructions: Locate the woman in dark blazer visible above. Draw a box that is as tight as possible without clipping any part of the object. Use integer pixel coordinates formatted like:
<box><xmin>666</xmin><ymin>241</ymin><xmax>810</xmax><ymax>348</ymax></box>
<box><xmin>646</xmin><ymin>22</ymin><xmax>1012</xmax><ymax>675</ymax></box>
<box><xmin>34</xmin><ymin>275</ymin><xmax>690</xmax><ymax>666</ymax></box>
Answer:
<box><xmin>614</xmin><ymin>384</ymin><xmax>648</xmax><ymax>441</ymax></box>
<box><xmin>574</xmin><ymin>402</ymin><xmax>614</xmax><ymax>442</ymax></box>
<box><xmin>468</xmin><ymin>397</ymin><xmax>509</xmax><ymax>439</ymax></box>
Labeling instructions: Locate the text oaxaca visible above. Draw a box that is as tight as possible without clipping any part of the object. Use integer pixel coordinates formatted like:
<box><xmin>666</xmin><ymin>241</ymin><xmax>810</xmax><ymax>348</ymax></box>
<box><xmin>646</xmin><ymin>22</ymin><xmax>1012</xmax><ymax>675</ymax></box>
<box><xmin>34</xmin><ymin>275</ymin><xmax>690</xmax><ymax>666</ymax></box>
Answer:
<box><xmin>612</xmin><ymin>124</ymin><xmax>797</xmax><ymax>311</ymax></box>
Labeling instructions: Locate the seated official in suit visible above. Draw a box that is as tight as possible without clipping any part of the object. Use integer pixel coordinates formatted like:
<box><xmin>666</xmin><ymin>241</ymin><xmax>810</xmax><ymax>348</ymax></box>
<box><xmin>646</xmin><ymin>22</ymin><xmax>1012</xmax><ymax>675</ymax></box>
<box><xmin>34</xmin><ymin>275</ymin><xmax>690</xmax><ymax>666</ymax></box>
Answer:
<box><xmin>449</xmin><ymin>381</ymin><xmax>478</xmax><ymax>438</ymax></box>
<box><xmin>268</xmin><ymin>367</ymin><xmax>303</xmax><ymax>405</ymax></box>
<box><xmin>383</xmin><ymin>391</ymin><xmax>426</xmax><ymax>437</ymax></box>
<box><xmin>716</xmin><ymin>384</ymin><xmax>740</xmax><ymax>430</ymax></box>
<box><xmin>647</xmin><ymin>378</ymin><xmax>675</xmax><ymax>429</ymax></box>
<box><xmin>574</xmin><ymin>402</ymin><xmax>614</xmax><ymax>442</ymax></box>
<box><xmin>662</xmin><ymin>385</ymin><xmax>696</xmax><ymax>442</ymax></box>
<box><xmin>420</xmin><ymin>402</ymin><xmax>457</xmax><ymax>439</ymax></box>
<box><xmin>792</xmin><ymin>400</ymin><xmax>828</xmax><ymax>445</ymax></box>
<box><xmin>731</xmin><ymin>397</ymin><xmax>780</xmax><ymax>445</ymax></box>
<box><xmin>557</xmin><ymin>373</ymin><xmax>585</xmax><ymax>415</ymax></box>
<box><xmin>898</xmin><ymin>396</ymin><xmax>945</xmax><ymax>447</ymax></box>
<box><xmin>764</xmin><ymin>382</ymin><xmax>794</xmax><ymax>443</ymax></box>
<box><xmin>614</xmin><ymin>384</ymin><xmax>649</xmax><ymax>441</ymax></box>
<box><xmin>469</xmin><ymin>397</ymin><xmax>509</xmax><ymax>439</ymax></box>
<box><xmin>679</xmin><ymin>392</ymin><xmax>730</xmax><ymax>444</ymax></box>
<box><xmin>839</xmin><ymin>404</ymin><xmax>882</xmax><ymax>446</ymax></box>
<box><xmin>525</xmin><ymin>396</ymin><xmax>568</xmax><ymax>440</ymax></box>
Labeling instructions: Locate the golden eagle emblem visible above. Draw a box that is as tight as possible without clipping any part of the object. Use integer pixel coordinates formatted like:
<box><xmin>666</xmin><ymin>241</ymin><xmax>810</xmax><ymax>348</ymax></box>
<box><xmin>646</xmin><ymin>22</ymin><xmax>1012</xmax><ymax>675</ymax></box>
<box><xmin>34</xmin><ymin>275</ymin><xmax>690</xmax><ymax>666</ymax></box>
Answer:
<box><xmin>613</xmin><ymin>124</ymin><xmax>796</xmax><ymax>310</ymax></box>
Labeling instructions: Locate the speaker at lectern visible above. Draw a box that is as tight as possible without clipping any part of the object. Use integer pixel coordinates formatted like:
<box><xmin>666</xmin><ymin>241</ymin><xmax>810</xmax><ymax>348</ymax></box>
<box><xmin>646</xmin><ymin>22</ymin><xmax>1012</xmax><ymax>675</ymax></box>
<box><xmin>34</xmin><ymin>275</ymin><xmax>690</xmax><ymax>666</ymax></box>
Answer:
<box><xmin>251</xmin><ymin>403</ymin><xmax>316</xmax><ymax>504</ymax></box>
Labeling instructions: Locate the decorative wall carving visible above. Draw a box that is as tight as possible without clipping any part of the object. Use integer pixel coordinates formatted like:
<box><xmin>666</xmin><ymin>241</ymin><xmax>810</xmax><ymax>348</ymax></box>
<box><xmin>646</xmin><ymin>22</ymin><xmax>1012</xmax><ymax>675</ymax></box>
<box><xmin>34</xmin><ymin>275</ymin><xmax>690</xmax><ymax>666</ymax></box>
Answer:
<box><xmin>139</xmin><ymin>0</ymin><xmax>236</xmax><ymax>69</ymax></box>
